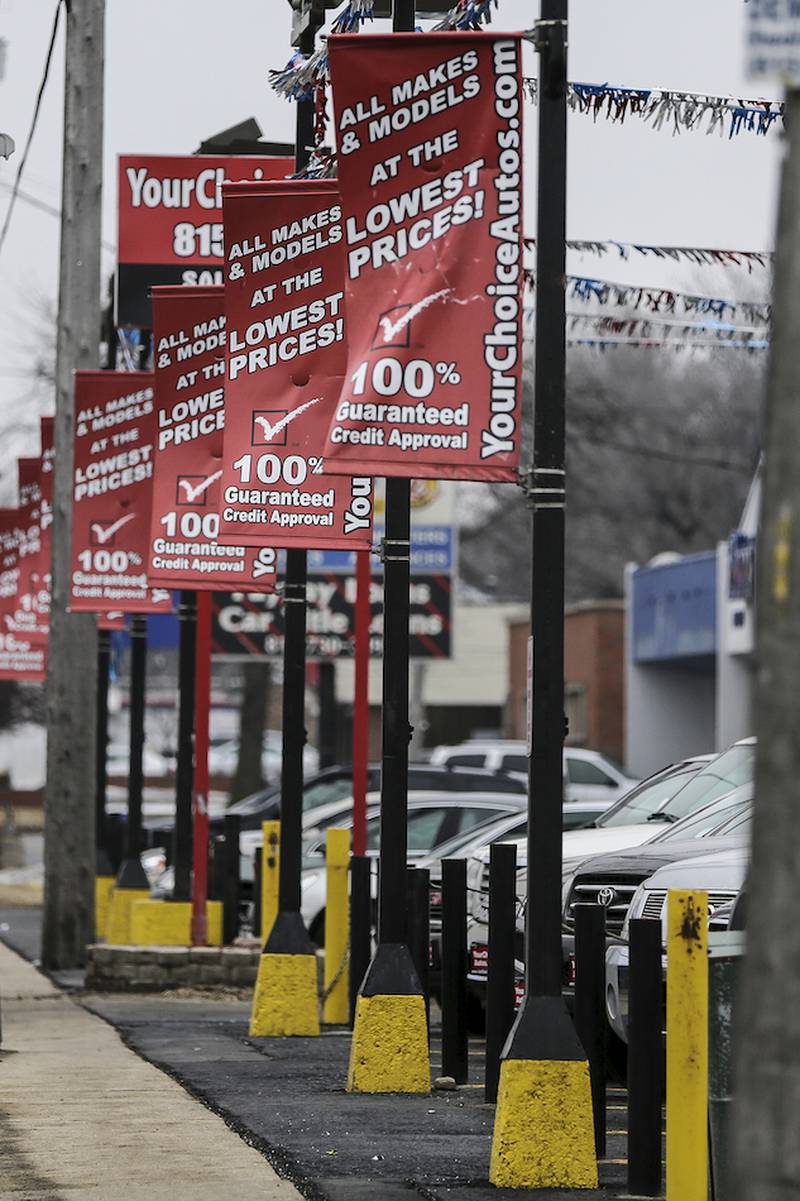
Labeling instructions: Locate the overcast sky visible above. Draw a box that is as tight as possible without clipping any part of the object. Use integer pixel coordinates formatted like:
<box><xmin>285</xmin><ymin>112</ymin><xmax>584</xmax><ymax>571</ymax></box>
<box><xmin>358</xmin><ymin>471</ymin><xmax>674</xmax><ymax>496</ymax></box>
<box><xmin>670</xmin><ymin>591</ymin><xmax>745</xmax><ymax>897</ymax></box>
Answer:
<box><xmin>0</xmin><ymin>0</ymin><xmax>783</xmax><ymax>466</ymax></box>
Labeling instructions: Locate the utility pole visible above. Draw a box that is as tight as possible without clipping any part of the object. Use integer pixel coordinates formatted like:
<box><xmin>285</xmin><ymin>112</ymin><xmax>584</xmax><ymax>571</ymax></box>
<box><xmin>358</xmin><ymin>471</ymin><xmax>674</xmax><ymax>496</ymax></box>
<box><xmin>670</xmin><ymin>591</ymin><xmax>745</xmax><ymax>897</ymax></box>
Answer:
<box><xmin>731</xmin><ymin>88</ymin><xmax>800</xmax><ymax>1201</ymax></box>
<box><xmin>42</xmin><ymin>0</ymin><xmax>105</xmax><ymax>971</ymax></box>
<box><xmin>346</xmin><ymin>0</ymin><xmax>430</xmax><ymax>1098</ymax></box>
<box><xmin>490</xmin><ymin>1</ymin><xmax>596</xmax><ymax>1188</ymax></box>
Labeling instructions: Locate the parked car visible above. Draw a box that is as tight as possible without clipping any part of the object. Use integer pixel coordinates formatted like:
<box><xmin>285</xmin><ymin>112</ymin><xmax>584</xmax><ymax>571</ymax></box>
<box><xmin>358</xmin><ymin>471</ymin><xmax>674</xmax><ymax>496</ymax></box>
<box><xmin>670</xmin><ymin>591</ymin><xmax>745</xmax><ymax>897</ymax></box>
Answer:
<box><xmin>107</xmin><ymin>742</ymin><xmax>171</xmax><ymax>779</ymax></box>
<box><xmin>142</xmin><ymin>760</ymin><xmax>526</xmax><ymax>848</ymax></box>
<box><xmin>429</xmin><ymin>740</ymin><xmax>637</xmax><ymax>804</ymax></box>
<box><xmin>294</xmin><ymin>790</ymin><xmax>531</xmax><ymax>944</ymax></box>
<box><xmin>605</xmin><ymin>839</ymin><xmax>749</xmax><ymax>1043</ymax></box>
<box><xmin>462</xmin><ymin>744</ymin><xmax>754</xmax><ymax>1014</ymax></box>
<box><xmin>208</xmin><ymin>733</ymin><xmax>319</xmax><ymax>781</ymax></box>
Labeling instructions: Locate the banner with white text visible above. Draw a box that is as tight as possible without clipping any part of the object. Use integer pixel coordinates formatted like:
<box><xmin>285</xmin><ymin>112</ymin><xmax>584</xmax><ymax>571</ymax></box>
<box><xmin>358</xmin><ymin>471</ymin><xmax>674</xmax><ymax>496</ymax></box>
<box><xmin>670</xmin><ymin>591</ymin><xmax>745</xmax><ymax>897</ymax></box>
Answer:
<box><xmin>70</xmin><ymin>372</ymin><xmax>173</xmax><ymax>614</ymax></box>
<box><xmin>149</xmin><ymin>285</ymin><xmax>278</xmax><ymax>590</ymax></box>
<box><xmin>323</xmin><ymin>32</ymin><xmax>524</xmax><ymax>482</ymax></box>
<box><xmin>218</xmin><ymin>179</ymin><xmax>374</xmax><ymax>551</ymax></box>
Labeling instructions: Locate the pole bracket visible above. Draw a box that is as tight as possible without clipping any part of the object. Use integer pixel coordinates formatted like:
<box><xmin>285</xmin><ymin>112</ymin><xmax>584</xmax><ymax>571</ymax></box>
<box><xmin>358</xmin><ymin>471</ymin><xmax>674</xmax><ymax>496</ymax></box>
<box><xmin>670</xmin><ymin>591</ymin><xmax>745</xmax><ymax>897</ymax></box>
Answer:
<box><xmin>524</xmin><ymin>19</ymin><xmax>568</xmax><ymax>100</ymax></box>
<box><xmin>283</xmin><ymin>582</ymin><xmax>307</xmax><ymax>604</ymax></box>
<box><xmin>379</xmin><ymin>537</ymin><xmax>411</xmax><ymax>564</ymax></box>
<box><xmin>518</xmin><ymin>466</ymin><xmax>566</xmax><ymax>510</ymax></box>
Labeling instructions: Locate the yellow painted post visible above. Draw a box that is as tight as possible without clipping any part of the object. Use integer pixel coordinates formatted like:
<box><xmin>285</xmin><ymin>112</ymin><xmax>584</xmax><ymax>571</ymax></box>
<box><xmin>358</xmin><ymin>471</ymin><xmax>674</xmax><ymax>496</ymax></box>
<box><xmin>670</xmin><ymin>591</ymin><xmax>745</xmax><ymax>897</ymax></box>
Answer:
<box><xmin>323</xmin><ymin>828</ymin><xmax>350</xmax><ymax>1025</ymax></box>
<box><xmin>261</xmin><ymin>821</ymin><xmax>280</xmax><ymax>944</ymax></box>
<box><xmin>666</xmin><ymin>889</ymin><xmax>708</xmax><ymax>1201</ymax></box>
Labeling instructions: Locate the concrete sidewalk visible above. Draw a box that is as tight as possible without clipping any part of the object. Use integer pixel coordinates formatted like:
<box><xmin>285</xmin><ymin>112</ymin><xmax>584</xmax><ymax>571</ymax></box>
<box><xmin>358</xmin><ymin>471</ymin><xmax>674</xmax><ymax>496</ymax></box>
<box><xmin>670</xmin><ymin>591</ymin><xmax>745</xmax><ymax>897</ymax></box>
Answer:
<box><xmin>0</xmin><ymin>941</ymin><xmax>300</xmax><ymax>1201</ymax></box>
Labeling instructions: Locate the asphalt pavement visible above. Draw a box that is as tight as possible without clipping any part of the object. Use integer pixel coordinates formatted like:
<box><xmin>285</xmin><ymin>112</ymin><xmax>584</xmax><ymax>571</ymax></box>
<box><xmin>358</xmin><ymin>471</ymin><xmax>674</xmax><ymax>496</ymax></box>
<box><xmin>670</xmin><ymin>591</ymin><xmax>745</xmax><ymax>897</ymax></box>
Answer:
<box><xmin>1</xmin><ymin>908</ymin><xmax>635</xmax><ymax>1200</ymax></box>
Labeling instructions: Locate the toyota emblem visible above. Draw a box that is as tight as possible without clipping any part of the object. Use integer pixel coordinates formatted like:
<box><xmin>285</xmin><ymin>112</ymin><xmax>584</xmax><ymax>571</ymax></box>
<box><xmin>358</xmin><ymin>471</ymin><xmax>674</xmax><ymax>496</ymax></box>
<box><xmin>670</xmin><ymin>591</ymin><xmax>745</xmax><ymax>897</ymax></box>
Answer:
<box><xmin>596</xmin><ymin>886</ymin><xmax>616</xmax><ymax>907</ymax></box>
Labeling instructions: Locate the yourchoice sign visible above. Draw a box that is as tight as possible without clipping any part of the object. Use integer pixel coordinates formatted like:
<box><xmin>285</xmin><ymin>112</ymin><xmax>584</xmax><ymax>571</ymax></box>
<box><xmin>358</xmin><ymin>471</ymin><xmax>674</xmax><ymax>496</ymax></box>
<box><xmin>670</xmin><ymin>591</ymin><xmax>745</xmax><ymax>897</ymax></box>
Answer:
<box><xmin>322</xmin><ymin>32</ymin><xmax>524</xmax><ymax>483</ymax></box>
<box><xmin>116</xmin><ymin>154</ymin><xmax>291</xmax><ymax>327</ymax></box>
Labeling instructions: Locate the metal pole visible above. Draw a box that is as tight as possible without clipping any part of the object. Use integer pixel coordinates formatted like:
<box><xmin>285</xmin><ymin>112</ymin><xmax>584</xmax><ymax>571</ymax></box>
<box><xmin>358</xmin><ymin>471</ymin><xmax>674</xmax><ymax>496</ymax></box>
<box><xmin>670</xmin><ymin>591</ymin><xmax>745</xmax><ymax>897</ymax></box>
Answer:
<box><xmin>441</xmin><ymin>857</ymin><xmax>468</xmax><ymax>1083</ymax></box>
<box><xmin>574</xmin><ymin>903</ymin><xmax>607</xmax><ymax>1157</ymax></box>
<box><xmin>222</xmin><ymin>814</ymin><xmax>241</xmax><ymax>945</ymax></box>
<box><xmin>485</xmin><ymin>842</ymin><xmax>517</xmax><ymax>1102</ymax></box>
<box><xmin>349</xmin><ymin>854</ymin><xmax>372</xmax><ymax>1026</ymax></box>
<box><xmin>407</xmin><ymin>865</ymin><xmax>430</xmax><ymax>1022</ymax></box>
<box><xmin>377</xmin><ymin>476</ymin><xmax>411</xmax><ymax>946</ymax></box>
<box><xmin>173</xmin><ymin>589</ymin><xmax>196</xmax><ymax>903</ymax></box>
<box><xmin>95</xmin><ymin>627</ymin><xmax>112</xmax><ymax>875</ymax></box>
<box><xmin>317</xmin><ymin>660</ymin><xmax>337</xmax><ymax>769</ymax></box>
<box><xmin>352</xmin><ymin>549</ymin><xmax>371</xmax><ymax>856</ymax></box>
<box><xmin>191</xmin><ymin>590</ymin><xmax>212</xmax><ymax>945</ymax></box>
<box><xmin>115</xmin><ymin>614</ymin><xmax>149</xmax><ymax>888</ymax></box>
<box><xmin>627</xmin><ymin>918</ymin><xmax>663</xmax><ymax>1196</ymax></box>
<box><xmin>503</xmin><ymin>0</ymin><xmax>576</xmax><ymax>1051</ymax></box>
<box><xmin>261</xmin><ymin>35</ymin><xmax>318</xmax><ymax>953</ymax></box>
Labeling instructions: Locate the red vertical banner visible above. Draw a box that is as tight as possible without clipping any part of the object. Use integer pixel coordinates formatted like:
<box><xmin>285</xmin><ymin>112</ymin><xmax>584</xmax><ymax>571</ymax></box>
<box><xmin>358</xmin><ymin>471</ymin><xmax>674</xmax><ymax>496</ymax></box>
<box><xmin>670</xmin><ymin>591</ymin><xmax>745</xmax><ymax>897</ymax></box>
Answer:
<box><xmin>16</xmin><ymin>459</ymin><xmax>48</xmax><ymax>643</ymax></box>
<box><xmin>0</xmin><ymin>508</ymin><xmax>46</xmax><ymax>681</ymax></box>
<box><xmin>148</xmin><ymin>285</ymin><xmax>278</xmax><ymax>591</ymax></box>
<box><xmin>70</xmin><ymin>372</ymin><xmax>173</xmax><ymax>613</ymax></box>
<box><xmin>218</xmin><ymin>180</ymin><xmax>374</xmax><ymax>549</ymax></box>
<box><xmin>323</xmin><ymin>33</ymin><xmax>524</xmax><ymax>482</ymax></box>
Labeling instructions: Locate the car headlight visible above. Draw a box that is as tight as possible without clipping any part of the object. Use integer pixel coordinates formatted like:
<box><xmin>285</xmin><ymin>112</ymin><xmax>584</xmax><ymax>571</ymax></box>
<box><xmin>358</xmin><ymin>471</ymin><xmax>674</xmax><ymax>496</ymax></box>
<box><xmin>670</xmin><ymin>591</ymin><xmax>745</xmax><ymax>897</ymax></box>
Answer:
<box><xmin>301</xmin><ymin>871</ymin><xmax>320</xmax><ymax>891</ymax></box>
<box><xmin>561</xmin><ymin>870</ymin><xmax>576</xmax><ymax>919</ymax></box>
<box><xmin>620</xmin><ymin>884</ymin><xmax>646</xmax><ymax>940</ymax></box>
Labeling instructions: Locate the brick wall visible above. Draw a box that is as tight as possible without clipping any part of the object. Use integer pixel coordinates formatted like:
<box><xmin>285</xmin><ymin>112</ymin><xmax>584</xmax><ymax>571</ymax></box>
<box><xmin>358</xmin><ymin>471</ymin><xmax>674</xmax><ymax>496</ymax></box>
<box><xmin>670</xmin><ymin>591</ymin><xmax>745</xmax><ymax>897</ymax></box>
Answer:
<box><xmin>507</xmin><ymin>602</ymin><xmax>625</xmax><ymax>763</ymax></box>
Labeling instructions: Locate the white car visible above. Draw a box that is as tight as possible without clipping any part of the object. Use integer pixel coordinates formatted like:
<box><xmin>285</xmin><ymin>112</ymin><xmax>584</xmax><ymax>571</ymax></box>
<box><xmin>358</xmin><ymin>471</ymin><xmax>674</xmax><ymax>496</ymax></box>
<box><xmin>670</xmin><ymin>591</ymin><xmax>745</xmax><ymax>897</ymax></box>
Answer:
<box><xmin>429</xmin><ymin>740</ymin><xmax>637</xmax><ymax>805</ymax></box>
<box><xmin>106</xmin><ymin>742</ymin><xmax>170</xmax><ymax>778</ymax></box>
<box><xmin>256</xmin><ymin>790</ymin><xmax>531</xmax><ymax>944</ymax></box>
<box><xmin>208</xmin><ymin>734</ymin><xmax>319</xmax><ymax>781</ymax></box>
<box><xmin>605</xmin><ymin>837</ymin><xmax>749</xmax><ymax>1042</ymax></box>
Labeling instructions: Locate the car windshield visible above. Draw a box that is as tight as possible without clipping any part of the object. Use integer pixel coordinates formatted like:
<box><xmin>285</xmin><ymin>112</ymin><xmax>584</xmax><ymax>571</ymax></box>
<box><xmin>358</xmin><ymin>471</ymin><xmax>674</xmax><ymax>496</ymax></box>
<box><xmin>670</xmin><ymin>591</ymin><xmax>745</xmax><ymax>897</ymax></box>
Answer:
<box><xmin>657</xmin><ymin>744</ymin><xmax>755</xmax><ymax>823</ymax></box>
<box><xmin>650</xmin><ymin>786</ymin><xmax>752</xmax><ymax>842</ymax></box>
<box><xmin>302</xmin><ymin>776</ymin><xmax>353</xmax><ymax>812</ymax></box>
<box><xmin>227</xmin><ymin>785</ymin><xmax>279</xmax><ymax>815</ymax></box>
<box><xmin>597</xmin><ymin>764</ymin><xmax>700</xmax><ymax>828</ymax></box>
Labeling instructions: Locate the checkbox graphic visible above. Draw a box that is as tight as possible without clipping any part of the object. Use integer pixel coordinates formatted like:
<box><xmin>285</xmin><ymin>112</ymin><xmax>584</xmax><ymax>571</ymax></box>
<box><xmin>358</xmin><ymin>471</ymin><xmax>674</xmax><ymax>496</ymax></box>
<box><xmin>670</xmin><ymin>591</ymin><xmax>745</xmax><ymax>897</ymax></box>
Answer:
<box><xmin>175</xmin><ymin>474</ymin><xmax>219</xmax><ymax>507</ymax></box>
<box><xmin>252</xmin><ymin>411</ymin><xmax>289</xmax><ymax>446</ymax></box>
<box><xmin>371</xmin><ymin>305</ymin><xmax>413</xmax><ymax>351</ymax></box>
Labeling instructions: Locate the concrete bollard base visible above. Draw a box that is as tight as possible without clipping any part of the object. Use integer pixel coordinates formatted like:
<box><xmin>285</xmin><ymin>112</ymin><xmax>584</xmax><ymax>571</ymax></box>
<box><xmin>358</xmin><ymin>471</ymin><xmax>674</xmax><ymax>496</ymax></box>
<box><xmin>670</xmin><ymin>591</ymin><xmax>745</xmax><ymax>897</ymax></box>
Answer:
<box><xmin>95</xmin><ymin>875</ymin><xmax>115</xmax><ymax>941</ymax></box>
<box><xmin>130</xmin><ymin>900</ymin><xmax>223</xmax><ymax>947</ymax></box>
<box><xmin>347</xmin><ymin>991</ymin><xmax>430</xmax><ymax>1093</ymax></box>
<box><xmin>249</xmin><ymin>951</ymin><xmax>320</xmax><ymax>1037</ymax></box>
<box><xmin>489</xmin><ymin>1057</ymin><xmax>598</xmax><ymax>1189</ymax></box>
<box><xmin>105</xmin><ymin>888</ymin><xmax>151</xmax><ymax>945</ymax></box>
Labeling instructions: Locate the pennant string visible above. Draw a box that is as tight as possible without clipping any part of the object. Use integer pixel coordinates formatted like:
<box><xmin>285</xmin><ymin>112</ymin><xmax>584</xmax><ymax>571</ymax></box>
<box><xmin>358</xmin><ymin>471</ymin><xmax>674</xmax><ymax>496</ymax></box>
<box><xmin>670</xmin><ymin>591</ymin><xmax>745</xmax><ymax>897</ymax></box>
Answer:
<box><xmin>523</xmin><ymin>78</ymin><xmax>783</xmax><ymax>138</ymax></box>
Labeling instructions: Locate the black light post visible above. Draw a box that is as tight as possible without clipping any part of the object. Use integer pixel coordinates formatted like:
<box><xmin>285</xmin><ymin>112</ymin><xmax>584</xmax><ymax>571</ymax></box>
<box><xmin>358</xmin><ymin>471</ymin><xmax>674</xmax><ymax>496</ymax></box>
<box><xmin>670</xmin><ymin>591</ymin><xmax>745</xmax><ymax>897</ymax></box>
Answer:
<box><xmin>346</xmin><ymin>0</ymin><xmax>430</xmax><ymax>1098</ymax></box>
<box><xmin>248</xmin><ymin>6</ymin><xmax>321</xmax><ymax>1037</ymax></box>
<box><xmin>172</xmin><ymin>589</ymin><xmax>197</xmax><ymax>902</ymax></box>
<box><xmin>112</xmin><ymin>615</ymin><xmax>150</xmax><ymax>893</ymax></box>
<box><xmin>95</xmin><ymin>628</ymin><xmax>113</xmax><ymax>876</ymax></box>
<box><xmin>490</xmin><ymin>2</ymin><xmax>597</xmax><ymax>1188</ymax></box>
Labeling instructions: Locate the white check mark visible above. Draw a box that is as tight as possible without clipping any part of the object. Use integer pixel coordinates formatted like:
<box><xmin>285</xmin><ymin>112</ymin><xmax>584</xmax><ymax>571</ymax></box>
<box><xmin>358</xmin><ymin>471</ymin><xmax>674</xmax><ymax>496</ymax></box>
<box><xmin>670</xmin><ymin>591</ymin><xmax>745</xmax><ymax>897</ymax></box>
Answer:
<box><xmin>254</xmin><ymin>397</ymin><xmax>323</xmax><ymax>443</ymax></box>
<box><xmin>91</xmin><ymin>513</ymin><xmax>135</xmax><ymax>544</ymax></box>
<box><xmin>178</xmin><ymin>470</ymin><xmax>222</xmax><ymax>503</ymax></box>
<box><xmin>379</xmin><ymin>289</ymin><xmax>452</xmax><ymax>343</ymax></box>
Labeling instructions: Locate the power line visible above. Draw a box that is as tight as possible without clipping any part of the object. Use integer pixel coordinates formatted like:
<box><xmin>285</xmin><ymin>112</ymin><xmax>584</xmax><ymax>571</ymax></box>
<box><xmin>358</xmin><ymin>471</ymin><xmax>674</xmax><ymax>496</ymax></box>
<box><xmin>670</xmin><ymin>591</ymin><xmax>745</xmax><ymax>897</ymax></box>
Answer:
<box><xmin>0</xmin><ymin>179</ymin><xmax>117</xmax><ymax>253</ymax></box>
<box><xmin>0</xmin><ymin>0</ymin><xmax>64</xmax><ymax>262</ymax></box>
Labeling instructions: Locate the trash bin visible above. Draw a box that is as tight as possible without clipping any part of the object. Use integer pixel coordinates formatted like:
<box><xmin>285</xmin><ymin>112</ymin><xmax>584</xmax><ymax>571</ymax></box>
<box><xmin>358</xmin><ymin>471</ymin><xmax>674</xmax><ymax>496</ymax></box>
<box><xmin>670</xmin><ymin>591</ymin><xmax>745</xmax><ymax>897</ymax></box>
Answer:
<box><xmin>708</xmin><ymin>930</ymin><xmax>745</xmax><ymax>1201</ymax></box>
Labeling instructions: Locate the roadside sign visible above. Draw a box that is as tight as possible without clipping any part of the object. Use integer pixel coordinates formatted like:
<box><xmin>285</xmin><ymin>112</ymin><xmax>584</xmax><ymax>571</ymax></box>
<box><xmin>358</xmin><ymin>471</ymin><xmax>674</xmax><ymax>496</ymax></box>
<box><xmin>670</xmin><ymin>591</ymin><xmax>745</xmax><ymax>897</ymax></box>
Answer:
<box><xmin>322</xmin><ymin>33</ymin><xmax>524</xmax><ymax>482</ymax></box>
<box><xmin>211</xmin><ymin>572</ymin><xmax>452</xmax><ymax>660</ymax></box>
<box><xmin>70</xmin><ymin>372</ymin><xmax>172</xmax><ymax>614</ymax></box>
<box><xmin>218</xmin><ymin>179</ymin><xmax>374</xmax><ymax>552</ymax></box>
<box><xmin>148</xmin><ymin>285</ymin><xmax>278</xmax><ymax>591</ymax></box>
<box><xmin>116</xmin><ymin>154</ymin><xmax>291</xmax><ymax>327</ymax></box>
<box><xmin>746</xmin><ymin>1</ymin><xmax>800</xmax><ymax>83</ymax></box>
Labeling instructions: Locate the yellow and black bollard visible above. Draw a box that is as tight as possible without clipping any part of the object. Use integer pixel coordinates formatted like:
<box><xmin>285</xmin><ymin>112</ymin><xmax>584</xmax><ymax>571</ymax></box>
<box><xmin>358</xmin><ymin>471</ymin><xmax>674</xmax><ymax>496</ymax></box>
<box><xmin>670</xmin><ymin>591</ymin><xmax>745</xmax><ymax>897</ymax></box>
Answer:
<box><xmin>323</xmin><ymin>829</ymin><xmax>350</xmax><ymax>1025</ymax></box>
<box><xmin>666</xmin><ymin>889</ymin><xmax>708</xmax><ymax>1201</ymax></box>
